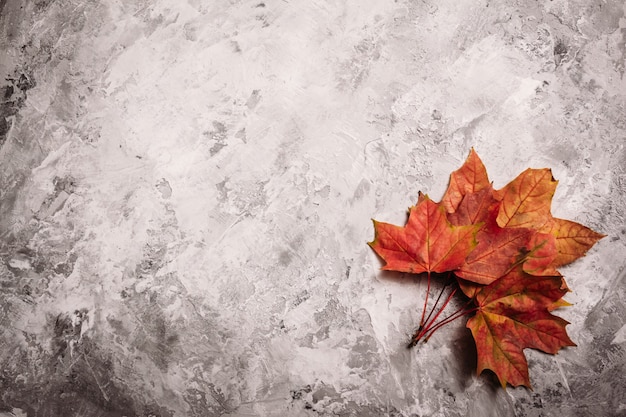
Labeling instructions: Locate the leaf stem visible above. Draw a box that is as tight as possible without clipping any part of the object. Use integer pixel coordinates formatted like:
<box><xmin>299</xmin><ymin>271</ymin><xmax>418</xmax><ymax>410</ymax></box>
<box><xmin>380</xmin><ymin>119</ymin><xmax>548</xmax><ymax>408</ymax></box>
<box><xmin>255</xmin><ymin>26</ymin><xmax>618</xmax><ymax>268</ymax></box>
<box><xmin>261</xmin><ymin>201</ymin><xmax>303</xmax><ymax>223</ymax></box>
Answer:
<box><xmin>408</xmin><ymin>278</ymin><xmax>480</xmax><ymax>347</ymax></box>
<box><xmin>419</xmin><ymin>271</ymin><xmax>431</xmax><ymax>328</ymax></box>
<box><xmin>422</xmin><ymin>274</ymin><xmax>451</xmax><ymax>329</ymax></box>
<box><xmin>422</xmin><ymin>303</ymin><xmax>479</xmax><ymax>342</ymax></box>
<box><xmin>418</xmin><ymin>286</ymin><xmax>458</xmax><ymax>339</ymax></box>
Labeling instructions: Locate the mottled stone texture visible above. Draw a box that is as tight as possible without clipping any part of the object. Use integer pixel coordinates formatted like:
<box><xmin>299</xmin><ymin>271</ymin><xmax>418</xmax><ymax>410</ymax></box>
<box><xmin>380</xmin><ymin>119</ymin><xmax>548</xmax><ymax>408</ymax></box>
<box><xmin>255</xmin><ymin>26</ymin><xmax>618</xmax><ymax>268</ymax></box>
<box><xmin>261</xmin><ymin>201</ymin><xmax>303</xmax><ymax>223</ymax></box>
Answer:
<box><xmin>0</xmin><ymin>0</ymin><xmax>625</xmax><ymax>416</ymax></box>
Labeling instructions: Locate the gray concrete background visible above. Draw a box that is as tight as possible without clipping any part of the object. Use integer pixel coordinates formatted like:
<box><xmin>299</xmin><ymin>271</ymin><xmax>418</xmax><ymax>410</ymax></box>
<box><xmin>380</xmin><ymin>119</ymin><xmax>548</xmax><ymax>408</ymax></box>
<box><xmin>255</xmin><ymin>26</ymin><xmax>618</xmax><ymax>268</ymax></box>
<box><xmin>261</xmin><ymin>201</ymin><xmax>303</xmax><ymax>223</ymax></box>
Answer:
<box><xmin>0</xmin><ymin>1</ymin><xmax>625</xmax><ymax>416</ymax></box>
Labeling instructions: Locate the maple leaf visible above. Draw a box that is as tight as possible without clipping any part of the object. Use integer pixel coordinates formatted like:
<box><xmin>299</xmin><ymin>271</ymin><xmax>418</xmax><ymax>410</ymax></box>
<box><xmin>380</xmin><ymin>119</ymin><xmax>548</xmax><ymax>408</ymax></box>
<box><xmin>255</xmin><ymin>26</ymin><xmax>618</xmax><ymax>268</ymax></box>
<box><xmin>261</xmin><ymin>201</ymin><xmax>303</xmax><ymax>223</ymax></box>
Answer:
<box><xmin>493</xmin><ymin>166</ymin><xmax>604</xmax><ymax>269</ymax></box>
<box><xmin>447</xmin><ymin>187</ymin><xmax>495</xmax><ymax>227</ymax></box>
<box><xmin>466</xmin><ymin>267</ymin><xmax>576</xmax><ymax>388</ymax></box>
<box><xmin>521</xmin><ymin>232</ymin><xmax>559</xmax><ymax>276</ymax></box>
<box><xmin>445</xmin><ymin>152</ymin><xmax>604</xmax><ymax>256</ymax></box>
<box><xmin>458</xmin><ymin>278</ymin><xmax>483</xmax><ymax>299</ymax></box>
<box><xmin>442</xmin><ymin>148</ymin><xmax>491</xmax><ymax>213</ymax></box>
<box><xmin>456</xmin><ymin>217</ymin><xmax>533</xmax><ymax>285</ymax></box>
<box><xmin>369</xmin><ymin>195</ymin><xmax>479</xmax><ymax>274</ymax></box>
<box><xmin>449</xmin><ymin>189</ymin><xmax>534</xmax><ymax>285</ymax></box>
<box><xmin>540</xmin><ymin>218</ymin><xmax>606</xmax><ymax>267</ymax></box>
<box><xmin>495</xmin><ymin>168</ymin><xmax>557</xmax><ymax>229</ymax></box>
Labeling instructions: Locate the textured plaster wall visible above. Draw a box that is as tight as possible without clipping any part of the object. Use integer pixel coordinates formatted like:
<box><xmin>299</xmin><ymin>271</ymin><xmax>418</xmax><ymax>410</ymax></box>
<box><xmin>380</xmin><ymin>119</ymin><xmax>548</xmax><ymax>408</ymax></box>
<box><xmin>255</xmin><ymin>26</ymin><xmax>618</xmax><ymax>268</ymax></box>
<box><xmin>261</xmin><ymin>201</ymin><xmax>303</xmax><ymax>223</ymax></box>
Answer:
<box><xmin>0</xmin><ymin>1</ymin><xmax>625</xmax><ymax>416</ymax></box>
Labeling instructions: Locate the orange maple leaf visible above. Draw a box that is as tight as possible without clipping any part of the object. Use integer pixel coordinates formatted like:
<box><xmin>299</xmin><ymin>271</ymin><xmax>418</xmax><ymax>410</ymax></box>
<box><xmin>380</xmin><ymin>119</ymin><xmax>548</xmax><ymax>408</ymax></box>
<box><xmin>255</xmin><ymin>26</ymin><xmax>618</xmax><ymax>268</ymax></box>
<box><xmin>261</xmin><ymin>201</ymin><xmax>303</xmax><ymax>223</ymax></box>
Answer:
<box><xmin>540</xmin><ymin>218</ymin><xmax>606</xmax><ymax>267</ymax></box>
<box><xmin>495</xmin><ymin>168</ymin><xmax>557</xmax><ymax>229</ymax></box>
<box><xmin>493</xmin><ymin>166</ymin><xmax>604</xmax><ymax>267</ymax></box>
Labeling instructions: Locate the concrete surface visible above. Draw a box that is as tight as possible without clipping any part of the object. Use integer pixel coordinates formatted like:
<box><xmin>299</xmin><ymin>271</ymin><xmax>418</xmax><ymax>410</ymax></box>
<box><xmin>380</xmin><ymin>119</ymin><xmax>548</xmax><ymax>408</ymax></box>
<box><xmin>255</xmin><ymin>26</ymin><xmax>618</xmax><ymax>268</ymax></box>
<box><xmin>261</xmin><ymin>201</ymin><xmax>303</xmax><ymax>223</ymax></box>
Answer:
<box><xmin>0</xmin><ymin>1</ymin><xmax>625</xmax><ymax>416</ymax></box>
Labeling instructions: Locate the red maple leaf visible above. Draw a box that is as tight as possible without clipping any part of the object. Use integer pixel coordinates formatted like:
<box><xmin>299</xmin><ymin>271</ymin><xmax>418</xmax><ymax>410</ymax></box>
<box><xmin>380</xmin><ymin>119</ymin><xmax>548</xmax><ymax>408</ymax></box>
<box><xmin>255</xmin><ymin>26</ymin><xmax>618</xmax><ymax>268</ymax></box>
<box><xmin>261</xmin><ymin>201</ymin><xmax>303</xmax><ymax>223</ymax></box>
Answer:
<box><xmin>368</xmin><ymin>194</ymin><xmax>479</xmax><ymax>274</ymax></box>
<box><xmin>442</xmin><ymin>148</ymin><xmax>491</xmax><ymax>214</ymax></box>
<box><xmin>466</xmin><ymin>268</ymin><xmax>575</xmax><ymax>388</ymax></box>
<box><xmin>448</xmin><ymin>188</ymin><xmax>534</xmax><ymax>285</ymax></box>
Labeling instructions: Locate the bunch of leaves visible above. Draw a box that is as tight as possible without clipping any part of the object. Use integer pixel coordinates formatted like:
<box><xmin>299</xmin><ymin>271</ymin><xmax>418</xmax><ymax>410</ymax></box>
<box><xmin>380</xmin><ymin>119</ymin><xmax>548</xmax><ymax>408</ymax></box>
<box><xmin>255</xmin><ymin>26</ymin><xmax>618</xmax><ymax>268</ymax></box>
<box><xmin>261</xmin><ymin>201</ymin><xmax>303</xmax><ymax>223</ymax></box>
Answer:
<box><xmin>368</xmin><ymin>149</ymin><xmax>604</xmax><ymax>388</ymax></box>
